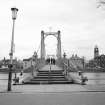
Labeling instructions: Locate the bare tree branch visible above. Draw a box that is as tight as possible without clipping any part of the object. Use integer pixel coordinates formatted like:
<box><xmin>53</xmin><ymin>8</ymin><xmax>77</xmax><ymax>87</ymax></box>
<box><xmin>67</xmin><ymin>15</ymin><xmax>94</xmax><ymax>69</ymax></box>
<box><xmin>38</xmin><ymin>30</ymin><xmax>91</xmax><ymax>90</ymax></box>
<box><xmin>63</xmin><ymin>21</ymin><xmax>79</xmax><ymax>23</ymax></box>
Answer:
<box><xmin>97</xmin><ymin>0</ymin><xmax>105</xmax><ymax>8</ymax></box>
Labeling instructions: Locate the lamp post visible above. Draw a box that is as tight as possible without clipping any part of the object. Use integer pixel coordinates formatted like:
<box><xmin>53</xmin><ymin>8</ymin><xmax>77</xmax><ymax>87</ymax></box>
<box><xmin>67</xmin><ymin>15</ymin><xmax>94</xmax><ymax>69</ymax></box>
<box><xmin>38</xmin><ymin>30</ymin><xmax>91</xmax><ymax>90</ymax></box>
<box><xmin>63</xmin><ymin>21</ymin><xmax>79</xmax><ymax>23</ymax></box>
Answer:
<box><xmin>82</xmin><ymin>56</ymin><xmax>85</xmax><ymax>70</ymax></box>
<box><xmin>63</xmin><ymin>52</ymin><xmax>66</xmax><ymax>59</ymax></box>
<box><xmin>31</xmin><ymin>56</ymin><xmax>34</xmax><ymax>76</ymax></box>
<box><xmin>33</xmin><ymin>51</ymin><xmax>38</xmax><ymax>75</ymax></box>
<box><xmin>7</xmin><ymin>7</ymin><xmax>18</xmax><ymax>91</ymax></box>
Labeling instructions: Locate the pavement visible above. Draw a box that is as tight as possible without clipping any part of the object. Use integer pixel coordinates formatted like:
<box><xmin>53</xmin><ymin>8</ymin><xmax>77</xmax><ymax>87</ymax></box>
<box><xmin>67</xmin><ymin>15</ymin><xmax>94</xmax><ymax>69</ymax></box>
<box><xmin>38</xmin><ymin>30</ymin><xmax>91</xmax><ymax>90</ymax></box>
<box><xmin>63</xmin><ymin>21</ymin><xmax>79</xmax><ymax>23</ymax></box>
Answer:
<box><xmin>0</xmin><ymin>83</ymin><xmax>105</xmax><ymax>93</ymax></box>
<box><xmin>0</xmin><ymin>84</ymin><xmax>105</xmax><ymax>105</ymax></box>
<box><xmin>0</xmin><ymin>91</ymin><xmax>105</xmax><ymax>105</ymax></box>
<box><xmin>0</xmin><ymin>84</ymin><xmax>86</xmax><ymax>93</ymax></box>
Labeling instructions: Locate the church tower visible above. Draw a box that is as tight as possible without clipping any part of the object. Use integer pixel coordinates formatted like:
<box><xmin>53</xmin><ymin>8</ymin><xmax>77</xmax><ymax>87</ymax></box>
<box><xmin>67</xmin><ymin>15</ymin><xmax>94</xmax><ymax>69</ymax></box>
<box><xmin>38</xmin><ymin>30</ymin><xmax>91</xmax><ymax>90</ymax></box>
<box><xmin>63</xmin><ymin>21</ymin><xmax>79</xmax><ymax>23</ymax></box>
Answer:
<box><xmin>94</xmin><ymin>45</ymin><xmax>99</xmax><ymax>59</ymax></box>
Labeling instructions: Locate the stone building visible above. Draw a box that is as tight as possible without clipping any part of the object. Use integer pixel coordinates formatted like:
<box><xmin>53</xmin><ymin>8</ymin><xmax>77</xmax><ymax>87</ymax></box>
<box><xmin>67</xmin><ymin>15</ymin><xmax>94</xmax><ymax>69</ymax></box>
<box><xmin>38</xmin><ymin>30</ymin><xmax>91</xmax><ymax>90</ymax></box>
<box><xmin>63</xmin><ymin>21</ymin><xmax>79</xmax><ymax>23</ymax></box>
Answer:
<box><xmin>69</xmin><ymin>54</ymin><xmax>84</xmax><ymax>69</ymax></box>
<box><xmin>23</xmin><ymin>58</ymin><xmax>35</xmax><ymax>69</ymax></box>
<box><xmin>94</xmin><ymin>45</ymin><xmax>99</xmax><ymax>59</ymax></box>
<box><xmin>94</xmin><ymin>54</ymin><xmax>105</xmax><ymax>68</ymax></box>
<box><xmin>86</xmin><ymin>45</ymin><xmax>105</xmax><ymax>69</ymax></box>
<box><xmin>23</xmin><ymin>52</ymin><xmax>38</xmax><ymax>69</ymax></box>
<box><xmin>0</xmin><ymin>57</ymin><xmax>23</xmax><ymax>69</ymax></box>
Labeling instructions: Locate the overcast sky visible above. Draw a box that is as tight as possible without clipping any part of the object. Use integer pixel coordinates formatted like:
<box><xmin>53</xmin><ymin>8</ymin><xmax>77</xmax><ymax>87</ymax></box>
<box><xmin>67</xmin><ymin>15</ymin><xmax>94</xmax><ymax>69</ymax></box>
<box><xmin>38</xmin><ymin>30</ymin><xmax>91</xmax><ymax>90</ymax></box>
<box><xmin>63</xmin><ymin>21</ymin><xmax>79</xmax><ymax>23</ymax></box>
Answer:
<box><xmin>0</xmin><ymin>0</ymin><xmax>105</xmax><ymax>60</ymax></box>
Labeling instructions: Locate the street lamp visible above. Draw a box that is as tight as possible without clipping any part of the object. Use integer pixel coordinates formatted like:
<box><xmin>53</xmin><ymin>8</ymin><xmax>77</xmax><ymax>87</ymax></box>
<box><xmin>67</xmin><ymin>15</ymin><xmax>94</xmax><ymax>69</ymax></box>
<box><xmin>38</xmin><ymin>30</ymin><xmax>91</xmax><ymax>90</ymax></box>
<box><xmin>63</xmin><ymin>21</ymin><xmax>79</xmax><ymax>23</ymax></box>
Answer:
<box><xmin>31</xmin><ymin>51</ymin><xmax>38</xmax><ymax>76</ymax></box>
<box><xmin>82</xmin><ymin>56</ymin><xmax>85</xmax><ymax>70</ymax></box>
<box><xmin>63</xmin><ymin>52</ymin><xmax>66</xmax><ymax>58</ymax></box>
<box><xmin>7</xmin><ymin>7</ymin><xmax>18</xmax><ymax>91</ymax></box>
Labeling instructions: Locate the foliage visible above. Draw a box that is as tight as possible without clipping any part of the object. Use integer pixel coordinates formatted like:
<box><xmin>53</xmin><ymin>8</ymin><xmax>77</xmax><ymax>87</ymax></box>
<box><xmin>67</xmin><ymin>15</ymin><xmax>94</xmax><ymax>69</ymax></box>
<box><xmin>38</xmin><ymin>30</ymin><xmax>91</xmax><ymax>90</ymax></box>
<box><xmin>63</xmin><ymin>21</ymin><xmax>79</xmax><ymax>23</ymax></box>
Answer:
<box><xmin>97</xmin><ymin>0</ymin><xmax>105</xmax><ymax>8</ymax></box>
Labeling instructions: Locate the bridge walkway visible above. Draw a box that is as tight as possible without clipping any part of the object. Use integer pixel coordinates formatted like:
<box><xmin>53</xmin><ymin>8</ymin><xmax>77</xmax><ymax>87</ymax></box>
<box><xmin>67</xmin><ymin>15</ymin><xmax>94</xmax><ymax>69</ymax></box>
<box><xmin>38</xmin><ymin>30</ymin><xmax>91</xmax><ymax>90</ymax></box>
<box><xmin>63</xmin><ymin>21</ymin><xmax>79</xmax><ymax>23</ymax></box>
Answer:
<box><xmin>40</xmin><ymin>64</ymin><xmax>63</xmax><ymax>71</ymax></box>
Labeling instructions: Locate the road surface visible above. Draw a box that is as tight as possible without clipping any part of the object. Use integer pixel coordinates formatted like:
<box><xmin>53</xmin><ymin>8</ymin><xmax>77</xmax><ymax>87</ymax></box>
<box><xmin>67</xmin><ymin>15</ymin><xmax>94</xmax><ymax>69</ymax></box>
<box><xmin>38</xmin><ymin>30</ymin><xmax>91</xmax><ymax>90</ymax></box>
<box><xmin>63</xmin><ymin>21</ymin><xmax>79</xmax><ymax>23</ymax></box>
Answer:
<box><xmin>0</xmin><ymin>91</ymin><xmax>105</xmax><ymax>105</ymax></box>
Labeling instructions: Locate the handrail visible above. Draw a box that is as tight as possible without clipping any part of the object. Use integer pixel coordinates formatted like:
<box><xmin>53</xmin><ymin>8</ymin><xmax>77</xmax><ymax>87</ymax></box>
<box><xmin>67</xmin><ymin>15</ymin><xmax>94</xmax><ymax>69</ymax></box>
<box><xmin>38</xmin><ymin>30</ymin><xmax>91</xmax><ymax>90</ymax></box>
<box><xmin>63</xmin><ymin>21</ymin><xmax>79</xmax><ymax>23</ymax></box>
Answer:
<box><xmin>63</xmin><ymin>61</ymin><xmax>77</xmax><ymax>76</ymax></box>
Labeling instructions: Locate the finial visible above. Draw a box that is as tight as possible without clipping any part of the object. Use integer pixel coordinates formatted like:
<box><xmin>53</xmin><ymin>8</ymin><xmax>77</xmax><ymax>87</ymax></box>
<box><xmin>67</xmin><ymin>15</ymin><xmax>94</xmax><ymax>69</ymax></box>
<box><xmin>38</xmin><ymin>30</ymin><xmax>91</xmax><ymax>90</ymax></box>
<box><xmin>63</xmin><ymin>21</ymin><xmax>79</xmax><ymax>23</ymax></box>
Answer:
<box><xmin>49</xmin><ymin>27</ymin><xmax>52</xmax><ymax>32</ymax></box>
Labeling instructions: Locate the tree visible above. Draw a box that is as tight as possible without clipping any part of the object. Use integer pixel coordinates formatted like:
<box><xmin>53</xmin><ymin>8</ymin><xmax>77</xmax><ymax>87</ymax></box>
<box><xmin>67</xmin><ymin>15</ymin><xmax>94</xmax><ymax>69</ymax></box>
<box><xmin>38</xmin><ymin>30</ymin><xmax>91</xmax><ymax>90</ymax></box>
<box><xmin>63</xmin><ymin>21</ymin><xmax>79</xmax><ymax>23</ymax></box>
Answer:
<box><xmin>97</xmin><ymin>0</ymin><xmax>105</xmax><ymax>8</ymax></box>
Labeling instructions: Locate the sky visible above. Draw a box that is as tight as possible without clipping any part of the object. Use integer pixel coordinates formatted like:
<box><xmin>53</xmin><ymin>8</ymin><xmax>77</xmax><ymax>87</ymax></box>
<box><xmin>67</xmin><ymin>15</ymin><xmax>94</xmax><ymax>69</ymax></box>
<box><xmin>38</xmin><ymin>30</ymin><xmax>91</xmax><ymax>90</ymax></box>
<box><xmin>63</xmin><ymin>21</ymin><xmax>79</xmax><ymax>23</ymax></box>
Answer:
<box><xmin>0</xmin><ymin>0</ymin><xmax>105</xmax><ymax>60</ymax></box>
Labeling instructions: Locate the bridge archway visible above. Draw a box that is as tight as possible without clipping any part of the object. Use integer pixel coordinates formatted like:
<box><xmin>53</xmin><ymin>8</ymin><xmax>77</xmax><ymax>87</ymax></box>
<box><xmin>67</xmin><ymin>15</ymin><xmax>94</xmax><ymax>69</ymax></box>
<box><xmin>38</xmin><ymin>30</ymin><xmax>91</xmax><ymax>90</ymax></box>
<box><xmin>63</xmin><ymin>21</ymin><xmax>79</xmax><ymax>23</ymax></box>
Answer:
<box><xmin>41</xmin><ymin>30</ymin><xmax>61</xmax><ymax>59</ymax></box>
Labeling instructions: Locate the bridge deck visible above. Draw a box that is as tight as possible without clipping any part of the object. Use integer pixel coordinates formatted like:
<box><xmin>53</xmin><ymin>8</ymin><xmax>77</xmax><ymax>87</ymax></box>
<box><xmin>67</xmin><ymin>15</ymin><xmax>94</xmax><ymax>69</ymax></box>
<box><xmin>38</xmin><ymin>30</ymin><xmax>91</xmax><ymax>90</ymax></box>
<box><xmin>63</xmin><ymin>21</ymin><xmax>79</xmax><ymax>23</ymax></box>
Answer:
<box><xmin>40</xmin><ymin>65</ymin><xmax>63</xmax><ymax>71</ymax></box>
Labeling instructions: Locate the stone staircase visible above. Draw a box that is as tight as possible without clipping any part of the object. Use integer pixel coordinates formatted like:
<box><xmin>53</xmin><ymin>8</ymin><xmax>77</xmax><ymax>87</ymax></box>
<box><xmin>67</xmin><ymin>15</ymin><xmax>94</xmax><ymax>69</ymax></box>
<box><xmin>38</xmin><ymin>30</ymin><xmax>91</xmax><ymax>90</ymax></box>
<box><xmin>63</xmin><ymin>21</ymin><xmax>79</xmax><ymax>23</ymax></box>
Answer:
<box><xmin>23</xmin><ymin>65</ymin><xmax>73</xmax><ymax>84</ymax></box>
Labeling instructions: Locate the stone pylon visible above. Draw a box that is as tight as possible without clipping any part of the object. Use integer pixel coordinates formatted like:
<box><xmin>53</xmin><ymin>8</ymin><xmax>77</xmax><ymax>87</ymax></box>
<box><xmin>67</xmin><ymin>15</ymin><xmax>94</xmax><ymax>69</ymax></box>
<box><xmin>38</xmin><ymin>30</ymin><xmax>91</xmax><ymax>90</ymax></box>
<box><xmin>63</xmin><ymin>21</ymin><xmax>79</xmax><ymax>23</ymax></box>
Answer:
<box><xmin>41</xmin><ymin>31</ymin><xmax>45</xmax><ymax>59</ymax></box>
<box><xmin>57</xmin><ymin>30</ymin><xmax>61</xmax><ymax>59</ymax></box>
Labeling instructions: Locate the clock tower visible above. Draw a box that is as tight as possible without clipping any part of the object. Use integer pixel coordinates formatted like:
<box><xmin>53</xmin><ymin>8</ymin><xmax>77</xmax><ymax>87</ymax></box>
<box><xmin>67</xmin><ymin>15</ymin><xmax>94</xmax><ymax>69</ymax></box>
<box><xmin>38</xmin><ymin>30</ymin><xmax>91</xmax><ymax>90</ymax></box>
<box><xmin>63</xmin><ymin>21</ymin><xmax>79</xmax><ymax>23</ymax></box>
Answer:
<box><xmin>94</xmin><ymin>45</ymin><xmax>99</xmax><ymax>59</ymax></box>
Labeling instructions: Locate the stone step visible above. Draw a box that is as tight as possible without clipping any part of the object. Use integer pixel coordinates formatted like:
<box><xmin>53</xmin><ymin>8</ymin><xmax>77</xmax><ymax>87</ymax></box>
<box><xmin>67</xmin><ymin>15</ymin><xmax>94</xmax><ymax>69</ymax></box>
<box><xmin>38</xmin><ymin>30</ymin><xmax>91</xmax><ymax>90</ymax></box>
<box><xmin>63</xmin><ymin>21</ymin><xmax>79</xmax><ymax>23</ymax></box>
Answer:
<box><xmin>38</xmin><ymin>70</ymin><xmax>64</xmax><ymax>72</ymax></box>
<box><xmin>23</xmin><ymin>64</ymin><xmax>72</xmax><ymax>85</ymax></box>
<box><xmin>36</xmin><ymin>75</ymin><xmax>65</xmax><ymax>78</ymax></box>
<box><xmin>49</xmin><ymin>81</ymin><xmax>73</xmax><ymax>84</ymax></box>
<box><xmin>31</xmin><ymin>78</ymin><xmax>66</xmax><ymax>81</ymax></box>
<box><xmin>38</xmin><ymin>71</ymin><xmax>64</xmax><ymax>74</ymax></box>
<box><xmin>37</xmin><ymin>73</ymin><xmax>64</xmax><ymax>76</ymax></box>
<box><xmin>23</xmin><ymin>80</ymin><xmax>73</xmax><ymax>84</ymax></box>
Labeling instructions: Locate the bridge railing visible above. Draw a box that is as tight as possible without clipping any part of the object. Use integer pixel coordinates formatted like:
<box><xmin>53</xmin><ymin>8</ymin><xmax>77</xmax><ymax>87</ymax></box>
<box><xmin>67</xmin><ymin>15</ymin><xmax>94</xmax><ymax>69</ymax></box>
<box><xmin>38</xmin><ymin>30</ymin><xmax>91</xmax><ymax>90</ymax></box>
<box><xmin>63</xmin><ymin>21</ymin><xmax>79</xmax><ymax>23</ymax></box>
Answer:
<box><xmin>63</xmin><ymin>60</ymin><xmax>88</xmax><ymax>85</ymax></box>
<box><xmin>62</xmin><ymin>59</ymin><xmax>78</xmax><ymax>76</ymax></box>
<box><xmin>36</xmin><ymin>59</ymin><xmax>45</xmax><ymax>69</ymax></box>
<box><xmin>23</xmin><ymin>58</ymin><xmax>45</xmax><ymax>74</ymax></box>
<box><xmin>63</xmin><ymin>62</ymin><xmax>69</xmax><ymax>76</ymax></box>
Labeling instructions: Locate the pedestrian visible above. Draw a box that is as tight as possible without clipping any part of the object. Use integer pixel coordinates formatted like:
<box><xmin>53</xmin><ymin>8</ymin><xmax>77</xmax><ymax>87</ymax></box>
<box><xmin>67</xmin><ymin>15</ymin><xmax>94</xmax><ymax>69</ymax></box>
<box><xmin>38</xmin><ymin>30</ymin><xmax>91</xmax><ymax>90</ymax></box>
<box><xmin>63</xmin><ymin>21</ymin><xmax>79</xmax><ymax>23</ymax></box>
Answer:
<box><xmin>51</xmin><ymin>58</ymin><xmax>52</xmax><ymax>64</ymax></box>
<box><xmin>53</xmin><ymin>58</ymin><xmax>55</xmax><ymax>65</ymax></box>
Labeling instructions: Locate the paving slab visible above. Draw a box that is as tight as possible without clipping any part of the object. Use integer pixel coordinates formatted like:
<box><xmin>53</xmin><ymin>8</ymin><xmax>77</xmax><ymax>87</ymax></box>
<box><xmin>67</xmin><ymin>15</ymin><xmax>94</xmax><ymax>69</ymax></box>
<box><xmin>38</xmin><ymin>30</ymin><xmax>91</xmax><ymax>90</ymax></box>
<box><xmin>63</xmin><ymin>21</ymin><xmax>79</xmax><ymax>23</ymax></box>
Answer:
<box><xmin>0</xmin><ymin>84</ymin><xmax>86</xmax><ymax>93</ymax></box>
<box><xmin>83</xmin><ymin>84</ymin><xmax>105</xmax><ymax>91</ymax></box>
<box><xmin>0</xmin><ymin>90</ymin><xmax>105</xmax><ymax>105</ymax></box>
<box><xmin>1</xmin><ymin>84</ymin><xmax>105</xmax><ymax>93</ymax></box>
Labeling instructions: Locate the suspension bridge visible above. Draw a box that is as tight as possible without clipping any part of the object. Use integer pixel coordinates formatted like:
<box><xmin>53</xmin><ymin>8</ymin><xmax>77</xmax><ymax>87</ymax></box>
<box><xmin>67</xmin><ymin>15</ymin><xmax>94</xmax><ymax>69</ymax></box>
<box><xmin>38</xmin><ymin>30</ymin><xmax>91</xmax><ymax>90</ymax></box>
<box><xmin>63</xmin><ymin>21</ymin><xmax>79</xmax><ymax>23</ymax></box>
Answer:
<box><xmin>14</xmin><ymin>30</ymin><xmax>87</xmax><ymax>85</ymax></box>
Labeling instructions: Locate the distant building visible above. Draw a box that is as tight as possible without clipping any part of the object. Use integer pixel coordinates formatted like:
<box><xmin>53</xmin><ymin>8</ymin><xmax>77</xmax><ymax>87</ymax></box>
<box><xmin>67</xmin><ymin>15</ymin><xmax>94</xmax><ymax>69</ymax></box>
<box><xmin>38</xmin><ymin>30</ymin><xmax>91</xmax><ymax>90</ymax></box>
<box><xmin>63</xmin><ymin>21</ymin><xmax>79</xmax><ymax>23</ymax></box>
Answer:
<box><xmin>23</xmin><ymin>57</ymin><xmax>37</xmax><ymax>69</ymax></box>
<box><xmin>94</xmin><ymin>45</ymin><xmax>99</xmax><ymax>59</ymax></box>
<box><xmin>0</xmin><ymin>57</ymin><xmax>22</xmax><ymax>69</ymax></box>
<box><xmin>23</xmin><ymin>52</ymin><xmax>38</xmax><ymax>69</ymax></box>
<box><xmin>86</xmin><ymin>45</ymin><xmax>105</xmax><ymax>69</ymax></box>
<box><xmin>94</xmin><ymin>54</ymin><xmax>105</xmax><ymax>68</ymax></box>
<box><xmin>69</xmin><ymin>54</ymin><xmax>84</xmax><ymax>69</ymax></box>
<box><xmin>93</xmin><ymin>45</ymin><xmax>105</xmax><ymax>68</ymax></box>
<box><xmin>86</xmin><ymin>59</ymin><xmax>96</xmax><ymax>68</ymax></box>
<box><xmin>1</xmin><ymin>58</ymin><xmax>9</xmax><ymax>68</ymax></box>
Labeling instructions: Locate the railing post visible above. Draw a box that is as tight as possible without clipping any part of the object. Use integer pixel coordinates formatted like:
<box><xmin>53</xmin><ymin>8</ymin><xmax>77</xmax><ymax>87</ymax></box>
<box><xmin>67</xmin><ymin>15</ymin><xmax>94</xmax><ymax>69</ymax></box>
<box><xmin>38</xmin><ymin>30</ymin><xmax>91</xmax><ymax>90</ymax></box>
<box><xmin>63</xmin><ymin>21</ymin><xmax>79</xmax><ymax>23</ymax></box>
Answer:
<box><xmin>66</xmin><ymin>65</ymin><xmax>67</xmax><ymax>76</ymax></box>
<box><xmin>63</xmin><ymin>62</ymin><xmax>68</xmax><ymax>77</ymax></box>
<box><xmin>63</xmin><ymin>63</ymin><xmax>65</xmax><ymax>76</ymax></box>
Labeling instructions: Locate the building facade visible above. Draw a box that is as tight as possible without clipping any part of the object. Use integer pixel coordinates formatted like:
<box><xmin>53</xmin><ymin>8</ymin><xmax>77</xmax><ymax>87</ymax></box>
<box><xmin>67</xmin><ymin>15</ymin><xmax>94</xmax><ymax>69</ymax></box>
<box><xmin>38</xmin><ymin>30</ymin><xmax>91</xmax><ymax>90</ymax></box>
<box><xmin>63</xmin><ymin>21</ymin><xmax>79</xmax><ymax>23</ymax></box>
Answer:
<box><xmin>23</xmin><ymin>58</ymin><xmax>36</xmax><ymax>69</ymax></box>
<box><xmin>94</xmin><ymin>54</ymin><xmax>105</xmax><ymax>68</ymax></box>
<box><xmin>86</xmin><ymin>45</ymin><xmax>105</xmax><ymax>69</ymax></box>
<box><xmin>0</xmin><ymin>57</ymin><xmax>23</xmax><ymax>69</ymax></box>
<box><xmin>69</xmin><ymin>54</ymin><xmax>84</xmax><ymax>69</ymax></box>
